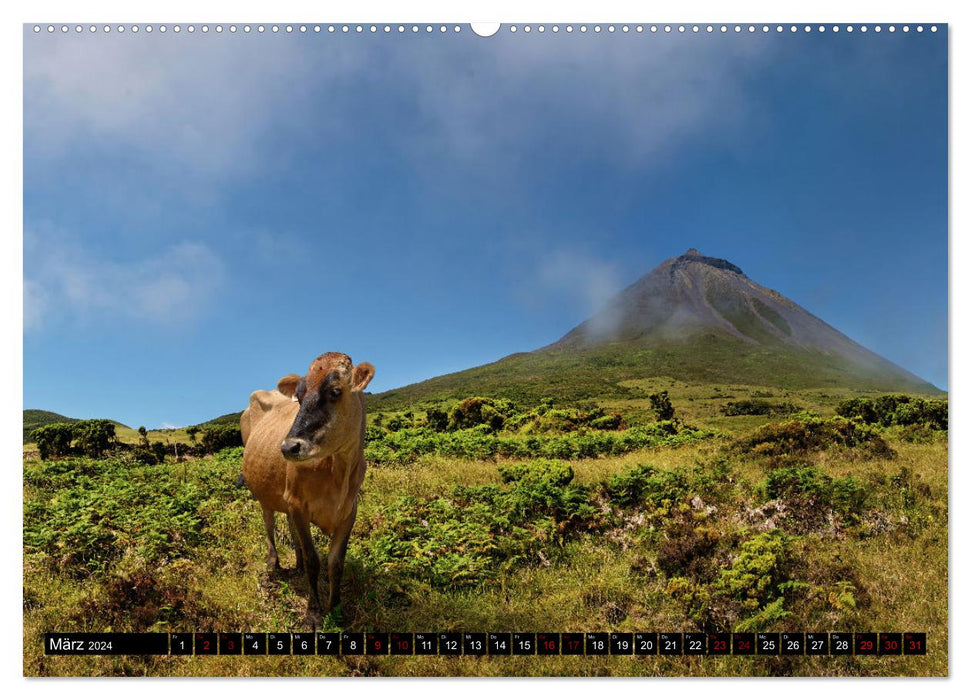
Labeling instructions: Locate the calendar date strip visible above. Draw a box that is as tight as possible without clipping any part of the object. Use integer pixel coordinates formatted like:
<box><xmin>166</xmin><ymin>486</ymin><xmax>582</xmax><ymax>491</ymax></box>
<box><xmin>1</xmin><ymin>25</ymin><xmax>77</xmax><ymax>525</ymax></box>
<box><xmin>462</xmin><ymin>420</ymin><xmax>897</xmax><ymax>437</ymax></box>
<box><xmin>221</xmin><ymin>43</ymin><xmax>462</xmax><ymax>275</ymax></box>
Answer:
<box><xmin>45</xmin><ymin>631</ymin><xmax>926</xmax><ymax>656</ymax></box>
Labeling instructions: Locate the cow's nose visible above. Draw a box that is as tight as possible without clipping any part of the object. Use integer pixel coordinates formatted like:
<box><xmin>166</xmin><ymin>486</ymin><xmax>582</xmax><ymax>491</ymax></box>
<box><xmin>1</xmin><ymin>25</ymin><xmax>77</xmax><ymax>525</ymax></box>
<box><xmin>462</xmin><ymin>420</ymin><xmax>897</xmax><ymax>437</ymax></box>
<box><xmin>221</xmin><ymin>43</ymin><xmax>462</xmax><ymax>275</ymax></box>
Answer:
<box><xmin>281</xmin><ymin>439</ymin><xmax>303</xmax><ymax>459</ymax></box>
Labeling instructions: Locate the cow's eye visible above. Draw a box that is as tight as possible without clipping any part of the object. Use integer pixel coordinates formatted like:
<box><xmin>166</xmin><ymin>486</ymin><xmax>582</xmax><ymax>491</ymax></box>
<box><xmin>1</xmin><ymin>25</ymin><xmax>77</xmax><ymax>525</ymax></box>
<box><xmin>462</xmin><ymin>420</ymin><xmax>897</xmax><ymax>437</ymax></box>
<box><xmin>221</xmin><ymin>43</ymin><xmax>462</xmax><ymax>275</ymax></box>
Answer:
<box><xmin>329</xmin><ymin>388</ymin><xmax>342</xmax><ymax>400</ymax></box>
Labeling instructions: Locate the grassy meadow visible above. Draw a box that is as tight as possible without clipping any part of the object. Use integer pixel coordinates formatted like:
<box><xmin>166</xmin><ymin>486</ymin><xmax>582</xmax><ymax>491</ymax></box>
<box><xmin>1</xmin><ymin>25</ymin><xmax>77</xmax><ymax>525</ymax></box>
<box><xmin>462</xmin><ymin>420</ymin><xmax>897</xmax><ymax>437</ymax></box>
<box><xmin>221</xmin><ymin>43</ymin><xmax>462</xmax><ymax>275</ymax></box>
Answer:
<box><xmin>22</xmin><ymin>382</ymin><xmax>947</xmax><ymax>677</ymax></box>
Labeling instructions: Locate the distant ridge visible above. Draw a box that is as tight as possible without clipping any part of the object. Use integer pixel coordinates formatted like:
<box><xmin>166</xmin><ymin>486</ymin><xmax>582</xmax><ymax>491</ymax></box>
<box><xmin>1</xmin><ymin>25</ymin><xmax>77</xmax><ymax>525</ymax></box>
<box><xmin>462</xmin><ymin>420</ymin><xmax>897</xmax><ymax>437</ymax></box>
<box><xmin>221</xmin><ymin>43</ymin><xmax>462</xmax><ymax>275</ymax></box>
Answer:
<box><xmin>22</xmin><ymin>409</ymin><xmax>130</xmax><ymax>442</ymax></box>
<box><xmin>371</xmin><ymin>249</ymin><xmax>940</xmax><ymax>407</ymax></box>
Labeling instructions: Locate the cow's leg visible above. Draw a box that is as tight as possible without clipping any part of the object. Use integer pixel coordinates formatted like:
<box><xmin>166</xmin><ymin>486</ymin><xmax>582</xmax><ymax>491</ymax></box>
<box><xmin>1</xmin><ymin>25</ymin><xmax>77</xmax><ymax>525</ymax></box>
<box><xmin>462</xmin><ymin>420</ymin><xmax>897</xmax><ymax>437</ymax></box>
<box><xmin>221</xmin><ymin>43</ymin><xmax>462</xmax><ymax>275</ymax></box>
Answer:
<box><xmin>326</xmin><ymin>504</ymin><xmax>358</xmax><ymax>613</ymax></box>
<box><xmin>289</xmin><ymin>508</ymin><xmax>322</xmax><ymax>621</ymax></box>
<box><xmin>261</xmin><ymin>505</ymin><xmax>281</xmax><ymax>571</ymax></box>
<box><xmin>286</xmin><ymin>513</ymin><xmax>304</xmax><ymax>573</ymax></box>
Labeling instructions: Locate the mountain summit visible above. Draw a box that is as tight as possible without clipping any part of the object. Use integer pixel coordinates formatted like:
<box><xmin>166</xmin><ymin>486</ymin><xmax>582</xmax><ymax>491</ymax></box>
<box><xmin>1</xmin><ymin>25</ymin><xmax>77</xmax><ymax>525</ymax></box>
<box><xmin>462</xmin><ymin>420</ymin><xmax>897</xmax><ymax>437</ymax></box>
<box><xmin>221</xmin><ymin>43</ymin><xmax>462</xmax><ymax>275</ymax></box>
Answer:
<box><xmin>375</xmin><ymin>249</ymin><xmax>941</xmax><ymax>406</ymax></box>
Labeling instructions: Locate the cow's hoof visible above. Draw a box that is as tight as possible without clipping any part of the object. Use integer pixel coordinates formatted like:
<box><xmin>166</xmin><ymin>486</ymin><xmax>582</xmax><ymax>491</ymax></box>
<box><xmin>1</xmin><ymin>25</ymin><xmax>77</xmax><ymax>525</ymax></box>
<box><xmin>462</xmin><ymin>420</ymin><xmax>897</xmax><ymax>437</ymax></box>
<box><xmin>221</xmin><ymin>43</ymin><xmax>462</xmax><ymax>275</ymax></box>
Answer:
<box><xmin>307</xmin><ymin>608</ymin><xmax>323</xmax><ymax>630</ymax></box>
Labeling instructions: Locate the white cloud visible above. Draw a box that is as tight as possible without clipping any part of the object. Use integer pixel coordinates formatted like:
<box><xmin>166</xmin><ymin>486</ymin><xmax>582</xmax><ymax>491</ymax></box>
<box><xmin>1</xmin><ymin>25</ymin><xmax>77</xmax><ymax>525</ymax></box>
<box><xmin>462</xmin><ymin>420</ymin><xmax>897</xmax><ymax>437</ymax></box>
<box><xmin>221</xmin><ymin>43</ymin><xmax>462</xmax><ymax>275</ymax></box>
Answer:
<box><xmin>23</xmin><ymin>280</ymin><xmax>48</xmax><ymax>332</ymax></box>
<box><xmin>23</xmin><ymin>32</ymin><xmax>348</xmax><ymax>178</ymax></box>
<box><xmin>24</xmin><ymin>229</ymin><xmax>226</xmax><ymax>331</ymax></box>
<box><xmin>394</xmin><ymin>34</ymin><xmax>770</xmax><ymax>174</ymax></box>
<box><xmin>536</xmin><ymin>248</ymin><xmax>625</xmax><ymax>322</ymax></box>
<box><xmin>24</xmin><ymin>31</ymin><xmax>773</xmax><ymax>182</ymax></box>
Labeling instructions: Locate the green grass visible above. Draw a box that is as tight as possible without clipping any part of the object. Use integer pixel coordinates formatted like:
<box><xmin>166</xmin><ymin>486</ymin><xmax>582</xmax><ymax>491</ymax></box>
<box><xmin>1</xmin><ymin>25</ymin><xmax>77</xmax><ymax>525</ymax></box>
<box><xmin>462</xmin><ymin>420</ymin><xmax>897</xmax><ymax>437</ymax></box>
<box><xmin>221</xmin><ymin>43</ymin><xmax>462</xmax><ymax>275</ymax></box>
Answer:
<box><xmin>23</xmin><ymin>384</ymin><xmax>948</xmax><ymax>677</ymax></box>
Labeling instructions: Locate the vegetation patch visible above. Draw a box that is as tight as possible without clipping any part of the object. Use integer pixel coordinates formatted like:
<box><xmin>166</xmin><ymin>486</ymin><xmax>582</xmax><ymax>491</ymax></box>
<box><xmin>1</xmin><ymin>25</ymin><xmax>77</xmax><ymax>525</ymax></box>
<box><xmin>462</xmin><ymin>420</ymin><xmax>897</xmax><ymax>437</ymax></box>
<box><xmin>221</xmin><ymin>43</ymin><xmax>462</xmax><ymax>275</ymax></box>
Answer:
<box><xmin>836</xmin><ymin>394</ymin><xmax>948</xmax><ymax>430</ymax></box>
<box><xmin>735</xmin><ymin>416</ymin><xmax>894</xmax><ymax>460</ymax></box>
<box><xmin>30</xmin><ymin>419</ymin><xmax>243</xmax><ymax>463</ymax></box>
<box><xmin>82</xmin><ymin>567</ymin><xmax>211</xmax><ymax>630</ymax></box>
<box><xmin>603</xmin><ymin>463</ymin><xmax>691</xmax><ymax>509</ymax></box>
<box><xmin>666</xmin><ymin>530</ymin><xmax>798</xmax><ymax>631</ymax></box>
<box><xmin>32</xmin><ymin>420</ymin><xmax>117</xmax><ymax>460</ymax></box>
<box><xmin>23</xmin><ymin>450</ymin><xmax>246</xmax><ymax>578</ymax></box>
<box><xmin>358</xmin><ymin>460</ymin><xmax>599</xmax><ymax>589</ymax></box>
<box><xmin>418</xmin><ymin>397</ymin><xmax>628</xmax><ymax>435</ymax></box>
<box><xmin>365</xmin><ymin>422</ymin><xmax>712</xmax><ymax>465</ymax></box>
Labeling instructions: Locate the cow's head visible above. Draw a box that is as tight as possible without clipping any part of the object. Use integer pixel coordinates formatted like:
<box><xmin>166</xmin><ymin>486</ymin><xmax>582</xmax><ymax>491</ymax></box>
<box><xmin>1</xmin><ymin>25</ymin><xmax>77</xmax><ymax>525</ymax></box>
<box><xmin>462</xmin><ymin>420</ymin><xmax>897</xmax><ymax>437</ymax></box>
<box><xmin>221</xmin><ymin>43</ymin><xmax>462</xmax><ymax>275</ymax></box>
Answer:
<box><xmin>278</xmin><ymin>352</ymin><xmax>375</xmax><ymax>461</ymax></box>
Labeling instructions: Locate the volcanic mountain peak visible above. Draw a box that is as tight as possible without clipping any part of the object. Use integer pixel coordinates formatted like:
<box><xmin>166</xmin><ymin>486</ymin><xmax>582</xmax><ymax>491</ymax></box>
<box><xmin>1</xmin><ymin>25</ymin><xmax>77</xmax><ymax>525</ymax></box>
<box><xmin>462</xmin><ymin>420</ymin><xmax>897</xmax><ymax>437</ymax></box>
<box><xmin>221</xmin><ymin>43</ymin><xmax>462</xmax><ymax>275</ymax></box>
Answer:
<box><xmin>551</xmin><ymin>248</ymin><xmax>774</xmax><ymax>349</ymax></box>
<box><xmin>547</xmin><ymin>248</ymin><xmax>930</xmax><ymax>391</ymax></box>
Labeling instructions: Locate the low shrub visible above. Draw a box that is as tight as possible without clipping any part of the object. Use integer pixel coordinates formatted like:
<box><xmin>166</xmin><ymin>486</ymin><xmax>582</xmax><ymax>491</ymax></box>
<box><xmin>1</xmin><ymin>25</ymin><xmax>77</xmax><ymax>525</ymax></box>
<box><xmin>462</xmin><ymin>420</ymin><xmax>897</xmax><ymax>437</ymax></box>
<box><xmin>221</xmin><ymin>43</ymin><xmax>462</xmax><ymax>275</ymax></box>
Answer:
<box><xmin>130</xmin><ymin>447</ymin><xmax>161</xmax><ymax>465</ymax></box>
<box><xmin>89</xmin><ymin>567</ymin><xmax>211</xmax><ymax>629</ymax></box>
<box><xmin>498</xmin><ymin>458</ymin><xmax>574</xmax><ymax>486</ymax></box>
<box><xmin>449</xmin><ymin>397</ymin><xmax>516</xmax><ymax>432</ymax></box>
<box><xmin>425</xmin><ymin>408</ymin><xmax>449</xmax><ymax>432</ymax></box>
<box><xmin>588</xmin><ymin>414</ymin><xmax>624</xmax><ymax>430</ymax></box>
<box><xmin>603</xmin><ymin>463</ymin><xmax>690</xmax><ymax>509</ymax></box>
<box><xmin>714</xmin><ymin>530</ymin><xmax>796</xmax><ymax>609</ymax></box>
<box><xmin>656</xmin><ymin>516</ymin><xmax>721</xmax><ymax>579</ymax></box>
<box><xmin>761</xmin><ymin>465</ymin><xmax>868</xmax><ymax>526</ymax></box>
<box><xmin>649</xmin><ymin>391</ymin><xmax>676</xmax><ymax>421</ymax></box>
<box><xmin>461</xmin><ymin>459</ymin><xmax>598</xmax><ymax>529</ymax></box>
<box><xmin>736</xmin><ymin>416</ymin><xmax>893</xmax><ymax>459</ymax></box>
<box><xmin>73</xmin><ymin>419</ymin><xmax>117</xmax><ymax>458</ymax></box>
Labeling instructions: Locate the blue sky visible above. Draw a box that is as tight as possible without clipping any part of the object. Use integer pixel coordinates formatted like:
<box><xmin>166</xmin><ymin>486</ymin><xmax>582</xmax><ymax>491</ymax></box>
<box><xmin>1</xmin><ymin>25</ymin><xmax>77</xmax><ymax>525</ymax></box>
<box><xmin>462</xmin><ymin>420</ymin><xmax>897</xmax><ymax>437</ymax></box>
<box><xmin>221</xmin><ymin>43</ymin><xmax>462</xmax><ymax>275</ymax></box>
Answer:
<box><xmin>23</xmin><ymin>26</ymin><xmax>947</xmax><ymax>428</ymax></box>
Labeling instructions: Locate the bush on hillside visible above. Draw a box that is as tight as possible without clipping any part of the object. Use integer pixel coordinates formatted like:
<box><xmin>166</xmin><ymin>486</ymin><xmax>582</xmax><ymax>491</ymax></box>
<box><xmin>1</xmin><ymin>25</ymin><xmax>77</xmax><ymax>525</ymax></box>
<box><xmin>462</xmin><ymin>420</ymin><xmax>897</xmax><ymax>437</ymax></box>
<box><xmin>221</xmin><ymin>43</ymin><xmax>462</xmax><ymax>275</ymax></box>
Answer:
<box><xmin>604</xmin><ymin>463</ymin><xmax>692</xmax><ymax>510</ymax></box>
<box><xmin>73</xmin><ymin>419</ymin><xmax>117</xmax><ymax>458</ymax></box>
<box><xmin>736</xmin><ymin>416</ymin><xmax>893</xmax><ymax>459</ymax></box>
<box><xmin>760</xmin><ymin>465</ymin><xmax>868</xmax><ymax>528</ymax></box>
<box><xmin>448</xmin><ymin>397</ymin><xmax>516</xmax><ymax>432</ymax></box>
<box><xmin>649</xmin><ymin>391</ymin><xmax>676</xmax><ymax>421</ymax></box>
<box><xmin>31</xmin><ymin>423</ymin><xmax>76</xmax><ymax>460</ymax></box>
<box><xmin>836</xmin><ymin>395</ymin><xmax>947</xmax><ymax>430</ymax></box>
<box><xmin>199</xmin><ymin>425</ymin><xmax>243</xmax><ymax>454</ymax></box>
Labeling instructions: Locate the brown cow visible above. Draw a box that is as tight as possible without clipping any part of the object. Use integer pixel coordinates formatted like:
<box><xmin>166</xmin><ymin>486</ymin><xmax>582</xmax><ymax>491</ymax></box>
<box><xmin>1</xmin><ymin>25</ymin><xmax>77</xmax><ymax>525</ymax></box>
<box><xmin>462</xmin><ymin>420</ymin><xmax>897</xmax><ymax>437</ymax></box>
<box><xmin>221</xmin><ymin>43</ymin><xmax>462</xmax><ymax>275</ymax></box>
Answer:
<box><xmin>240</xmin><ymin>352</ymin><xmax>374</xmax><ymax>624</ymax></box>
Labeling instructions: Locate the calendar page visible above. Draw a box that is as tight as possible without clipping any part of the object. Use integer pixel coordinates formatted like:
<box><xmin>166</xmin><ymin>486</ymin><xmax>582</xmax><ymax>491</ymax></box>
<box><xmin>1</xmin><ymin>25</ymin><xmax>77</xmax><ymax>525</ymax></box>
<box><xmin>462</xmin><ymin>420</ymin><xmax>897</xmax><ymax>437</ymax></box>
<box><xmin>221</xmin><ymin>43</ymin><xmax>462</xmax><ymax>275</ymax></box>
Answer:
<box><xmin>23</xmin><ymin>18</ymin><xmax>947</xmax><ymax>678</ymax></box>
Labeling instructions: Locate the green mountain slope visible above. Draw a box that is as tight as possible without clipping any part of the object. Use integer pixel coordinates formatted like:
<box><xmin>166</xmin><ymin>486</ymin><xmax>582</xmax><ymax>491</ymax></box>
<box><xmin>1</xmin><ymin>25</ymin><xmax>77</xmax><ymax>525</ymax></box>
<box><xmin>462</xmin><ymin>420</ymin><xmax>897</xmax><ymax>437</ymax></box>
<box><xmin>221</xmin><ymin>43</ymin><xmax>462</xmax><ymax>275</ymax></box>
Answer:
<box><xmin>198</xmin><ymin>412</ymin><xmax>245</xmax><ymax>428</ymax></box>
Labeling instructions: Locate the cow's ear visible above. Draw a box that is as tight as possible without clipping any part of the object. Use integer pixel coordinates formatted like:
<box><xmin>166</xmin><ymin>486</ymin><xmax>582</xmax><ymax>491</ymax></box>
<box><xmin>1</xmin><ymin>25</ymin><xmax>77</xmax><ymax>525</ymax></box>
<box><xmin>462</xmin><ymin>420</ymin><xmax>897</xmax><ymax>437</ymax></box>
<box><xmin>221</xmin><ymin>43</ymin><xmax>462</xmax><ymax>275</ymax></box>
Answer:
<box><xmin>351</xmin><ymin>362</ymin><xmax>375</xmax><ymax>392</ymax></box>
<box><xmin>277</xmin><ymin>374</ymin><xmax>302</xmax><ymax>398</ymax></box>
